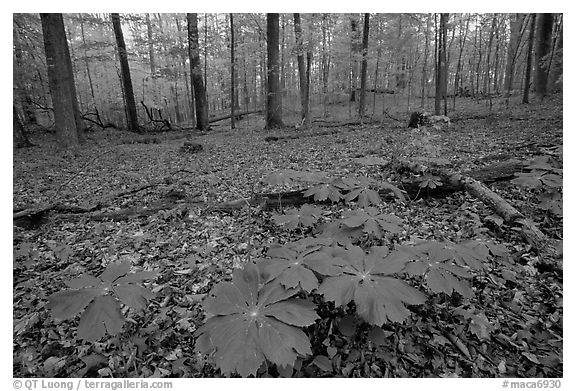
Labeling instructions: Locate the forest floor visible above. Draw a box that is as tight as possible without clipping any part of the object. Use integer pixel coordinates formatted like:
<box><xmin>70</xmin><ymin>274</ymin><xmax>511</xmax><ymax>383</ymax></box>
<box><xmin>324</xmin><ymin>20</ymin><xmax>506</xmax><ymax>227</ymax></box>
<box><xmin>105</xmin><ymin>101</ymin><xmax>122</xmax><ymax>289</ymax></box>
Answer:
<box><xmin>13</xmin><ymin>93</ymin><xmax>563</xmax><ymax>378</ymax></box>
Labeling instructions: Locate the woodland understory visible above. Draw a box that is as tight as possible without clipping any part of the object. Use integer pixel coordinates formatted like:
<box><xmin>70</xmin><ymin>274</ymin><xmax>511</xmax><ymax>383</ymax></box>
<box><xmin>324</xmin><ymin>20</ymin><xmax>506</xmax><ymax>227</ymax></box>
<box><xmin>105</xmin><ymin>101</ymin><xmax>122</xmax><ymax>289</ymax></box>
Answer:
<box><xmin>13</xmin><ymin>94</ymin><xmax>562</xmax><ymax>378</ymax></box>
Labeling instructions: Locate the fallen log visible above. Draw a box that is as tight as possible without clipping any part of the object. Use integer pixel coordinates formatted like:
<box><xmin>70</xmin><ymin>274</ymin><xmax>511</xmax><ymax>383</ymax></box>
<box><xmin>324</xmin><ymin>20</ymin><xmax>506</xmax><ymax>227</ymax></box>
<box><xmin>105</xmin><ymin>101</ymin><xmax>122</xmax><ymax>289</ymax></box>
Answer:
<box><xmin>208</xmin><ymin>109</ymin><xmax>262</xmax><ymax>124</ymax></box>
<box><xmin>264</xmin><ymin>129</ymin><xmax>339</xmax><ymax>142</ymax></box>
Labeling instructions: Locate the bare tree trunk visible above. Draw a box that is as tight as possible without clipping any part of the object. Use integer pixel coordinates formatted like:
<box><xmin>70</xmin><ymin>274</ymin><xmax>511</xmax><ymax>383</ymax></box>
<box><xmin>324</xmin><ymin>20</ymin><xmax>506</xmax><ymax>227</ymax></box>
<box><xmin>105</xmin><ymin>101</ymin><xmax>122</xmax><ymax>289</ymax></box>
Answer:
<box><xmin>111</xmin><ymin>13</ymin><xmax>139</xmax><ymax>132</ymax></box>
<box><xmin>230</xmin><ymin>13</ymin><xmax>236</xmax><ymax>129</ymax></box>
<box><xmin>486</xmin><ymin>16</ymin><xmax>497</xmax><ymax>111</ymax></box>
<box><xmin>79</xmin><ymin>14</ymin><xmax>97</xmax><ymax>109</ymax></box>
<box><xmin>373</xmin><ymin>17</ymin><xmax>382</xmax><ymax>116</ymax></box>
<box><xmin>522</xmin><ymin>14</ymin><xmax>536</xmax><ymax>104</ymax></box>
<box><xmin>13</xmin><ymin>22</ymin><xmax>38</xmax><ymax>126</ymax></box>
<box><xmin>265</xmin><ymin>13</ymin><xmax>283</xmax><ymax>129</ymax></box>
<box><xmin>294</xmin><ymin>13</ymin><xmax>311</xmax><ymax>126</ymax></box>
<box><xmin>41</xmin><ymin>13</ymin><xmax>84</xmax><ymax>147</ymax></box>
<box><xmin>175</xmin><ymin>16</ymin><xmax>194</xmax><ymax>123</ymax></box>
<box><xmin>421</xmin><ymin>14</ymin><xmax>431</xmax><ymax>109</ymax></box>
<box><xmin>504</xmin><ymin>14</ymin><xmax>527</xmax><ymax>96</ymax></box>
<box><xmin>187</xmin><ymin>13</ymin><xmax>209</xmax><ymax>130</ymax></box>
<box><xmin>146</xmin><ymin>14</ymin><xmax>156</xmax><ymax>74</ymax></box>
<box><xmin>321</xmin><ymin>14</ymin><xmax>330</xmax><ymax>117</ymax></box>
<box><xmin>358</xmin><ymin>13</ymin><xmax>370</xmax><ymax>118</ymax></box>
<box><xmin>434</xmin><ymin>13</ymin><xmax>448</xmax><ymax>115</ymax></box>
<box><xmin>453</xmin><ymin>14</ymin><xmax>469</xmax><ymax>110</ymax></box>
<box><xmin>534</xmin><ymin>13</ymin><xmax>555</xmax><ymax>99</ymax></box>
<box><xmin>349</xmin><ymin>17</ymin><xmax>359</xmax><ymax>102</ymax></box>
<box><xmin>547</xmin><ymin>15</ymin><xmax>563</xmax><ymax>92</ymax></box>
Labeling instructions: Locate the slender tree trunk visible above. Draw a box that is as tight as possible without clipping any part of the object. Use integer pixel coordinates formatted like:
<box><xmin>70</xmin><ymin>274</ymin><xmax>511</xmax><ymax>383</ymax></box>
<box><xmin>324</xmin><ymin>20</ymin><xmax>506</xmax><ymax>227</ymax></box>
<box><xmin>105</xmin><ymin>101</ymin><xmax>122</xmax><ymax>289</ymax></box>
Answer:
<box><xmin>504</xmin><ymin>14</ymin><xmax>527</xmax><ymax>95</ymax></box>
<box><xmin>13</xmin><ymin>23</ymin><xmax>38</xmax><ymax>126</ymax></box>
<box><xmin>111</xmin><ymin>13</ymin><xmax>139</xmax><ymax>132</ymax></box>
<box><xmin>294</xmin><ymin>13</ymin><xmax>311</xmax><ymax>126</ymax></box>
<box><xmin>435</xmin><ymin>13</ymin><xmax>448</xmax><ymax>115</ymax></box>
<box><xmin>358</xmin><ymin>13</ymin><xmax>370</xmax><ymax>118</ymax></box>
<box><xmin>372</xmin><ymin>20</ymin><xmax>382</xmax><ymax>116</ymax></box>
<box><xmin>280</xmin><ymin>15</ymin><xmax>286</xmax><ymax>99</ymax></box>
<box><xmin>41</xmin><ymin>13</ymin><xmax>84</xmax><ymax>147</ymax></box>
<box><xmin>321</xmin><ymin>14</ymin><xmax>330</xmax><ymax>117</ymax></box>
<box><xmin>484</xmin><ymin>15</ymin><xmax>497</xmax><ymax>101</ymax></box>
<box><xmin>349</xmin><ymin>17</ymin><xmax>359</xmax><ymax>102</ymax></box>
<box><xmin>230</xmin><ymin>13</ymin><xmax>236</xmax><ymax>129</ymax></box>
<box><xmin>265</xmin><ymin>13</ymin><xmax>283</xmax><ymax>129</ymax></box>
<box><xmin>547</xmin><ymin>15</ymin><xmax>562</xmax><ymax>92</ymax></box>
<box><xmin>421</xmin><ymin>14</ymin><xmax>431</xmax><ymax>108</ymax></box>
<box><xmin>187</xmin><ymin>13</ymin><xmax>209</xmax><ymax>130</ymax></box>
<box><xmin>534</xmin><ymin>13</ymin><xmax>554</xmax><ymax>99</ymax></box>
<box><xmin>79</xmin><ymin>14</ymin><xmax>97</xmax><ymax>108</ymax></box>
<box><xmin>146</xmin><ymin>14</ymin><xmax>156</xmax><ymax>74</ymax></box>
<box><xmin>453</xmin><ymin>15</ymin><xmax>469</xmax><ymax>110</ymax></box>
<box><xmin>175</xmin><ymin>17</ymin><xmax>193</xmax><ymax>123</ymax></box>
<box><xmin>523</xmin><ymin>14</ymin><xmax>536</xmax><ymax>104</ymax></box>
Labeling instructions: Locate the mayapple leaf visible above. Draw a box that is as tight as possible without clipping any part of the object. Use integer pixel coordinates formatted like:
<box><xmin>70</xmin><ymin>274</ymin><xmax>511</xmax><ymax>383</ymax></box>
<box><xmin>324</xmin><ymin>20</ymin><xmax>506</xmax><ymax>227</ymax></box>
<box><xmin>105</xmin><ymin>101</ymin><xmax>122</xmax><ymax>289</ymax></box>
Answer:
<box><xmin>113</xmin><ymin>285</ymin><xmax>155</xmax><ymax>310</ymax></box>
<box><xmin>315</xmin><ymin>246</ymin><xmax>426</xmax><ymax>325</ymax></box>
<box><xmin>341</xmin><ymin>176</ymin><xmax>382</xmax><ymax>208</ymax></box>
<box><xmin>77</xmin><ymin>295</ymin><xmax>125</xmax><ymax>342</ymax></box>
<box><xmin>100</xmin><ymin>261</ymin><xmax>131</xmax><ymax>283</ymax></box>
<box><xmin>303</xmin><ymin>183</ymin><xmax>343</xmax><ymax>202</ymax></box>
<box><xmin>397</xmin><ymin>241</ymin><xmax>475</xmax><ymax>297</ymax></box>
<box><xmin>48</xmin><ymin>288</ymin><xmax>104</xmax><ymax>320</ymax></box>
<box><xmin>195</xmin><ymin>263</ymin><xmax>317</xmax><ymax>377</ymax></box>
<box><xmin>259</xmin><ymin>238</ymin><xmax>332</xmax><ymax>292</ymax></box>
<box><xmin>272</xmin><ymin>204</ymin><xmax>322</xmax><ymax>230</ymax></box>
<box><xmin>340</xmin><ymin>208</ymin><xmax>402</xmax><ymax>238</ymax></box>
<box><xmin>65</xmin><ymin>274</ymin><xmax>103</xmax><ymax>289</ymax></box>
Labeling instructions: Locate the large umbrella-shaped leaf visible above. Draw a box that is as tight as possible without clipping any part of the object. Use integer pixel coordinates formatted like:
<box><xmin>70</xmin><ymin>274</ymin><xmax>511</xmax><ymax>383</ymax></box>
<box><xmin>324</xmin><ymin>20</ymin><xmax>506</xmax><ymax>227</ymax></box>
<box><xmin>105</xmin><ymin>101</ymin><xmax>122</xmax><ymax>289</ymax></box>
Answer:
<box><xmin>46</xmin><ymin>261</ymin><xmax>157</xmax><ymax>341</ymax></box>
<box><xmin>397</xmin><ymin>241</ymin><xmax>475</xmax><ymax>297</ymax></box>
<box><xmin>258</xmin><ymin>238</ymin><xmax>334</xmax><ymax>292</ymax></box>
<box><xmin>314</xmin><ymin>246</ymin><xmax>426</xmax><ymax>325</ymax></box>
<box><xmin>341</xmin><ymin>207</ymin><xmax>403</xmax><ymax>238</ymax></box>
<box><xmin>341</xmin><ymin>176</ymin><xmax>382</xmax><ymax>208</ymax></box>
<box><xmin>272</xmin><ymin>204</ymin><xmax>323</xmax><ymax>230</ymax></box>
<box><xmin>303</xmin><ymin>183</ymin><xmax>343</xmax><ymax>202</ymax></box>
<box><xmin>195</xmin><ymin>263</ymin><xmax>318</xmax><ymax>377</ymax></box>
<box><xmin>77</xmin><ymin>295</ymin><xmax>125</xmax><ymax>342</ymax></box>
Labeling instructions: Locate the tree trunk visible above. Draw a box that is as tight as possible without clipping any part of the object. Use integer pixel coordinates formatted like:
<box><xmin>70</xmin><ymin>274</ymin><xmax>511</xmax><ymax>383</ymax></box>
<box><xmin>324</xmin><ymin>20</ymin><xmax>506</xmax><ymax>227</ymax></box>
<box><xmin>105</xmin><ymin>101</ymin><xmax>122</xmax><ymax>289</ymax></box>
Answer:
<box><xmin>294</xmin><ymin>13</ymin><xmax>311</xmax><ymax>126</ymax></box>
<box><xmin>547</xmin><ymin>15</ymin><xmax>563</xmax><ymax>92</ymax></box>
<box><xmin>349</xmin><ymin>17</ymin><xmax>359</xmax><ymax>102</ymax></box>
<box><xmin>79</xmin><ymin>14</ymin><xmax>97</xmax><ymax>108</ymax></box>
<box><xmin>358</xmin><ymin>13</ymin><xmax>370</xmax><ymax>118</ymax></box>
<box><xmin>40</xmin><ymin>13</ymin><xmax>84</xmax><ymax>148</ymax></box>
<box><xmin>175</xmin><ymin>16</ymin><xmax>194</xmax><ymax>123</ymax></box>
<box><xmin>187</xmin><ymin>13</ymin><xmax>209</xmax><ymax>130</ymax></box>
<box><xmin>421</xmin><ymin>14</ymin><xmax>431</xmax><ymax>109</ymax></box>
<box><xmin>434</xmin><ymin>13</ymin><xmax>448</xmax><ymax>115</ymax></box>
<box><xmin>522</xmin><ymin>14</ymin><xmax>536</xmax><ymax>104</ymax></box>
<box><xmin>265</xmin><ymin>13</ymin><xmax>284</xmax><ymax>129</ymax></box>
<box><xmin>453</xmin><ymin>15</ymin><xmax>470</xmax><ymax>110</ymax></box>
<box><xmin>13</xmin><ymin>22</ymin><xmax>38</xmax><ymax>126</ymax></box>
<box><xmin>504</xmin><ymin>14</ymin><xmax>526</xmax><ymax>95</ymax></box>
<box><xmin>146</xmin><ymin>13</ymin><xmax>156</xmax><ymax>74</ymax></box>
<box><xmin>111</xmin><ymin>13</ymin><xmax>139</xmax><ymax>132</ymax></box>
<box><xmin>321</xmin><ymin>14</ymin><xmax>330</xmax><ymax>117</ymax></box>
<box><xmin>230</xmin><ymin>13</ymin><xmax>236</xmax><ymax>129</ymax></box>
<box><xmin>534</xmin><ymin>13</ymin><xmax>555</xmax><ymax>99</ymax></box>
